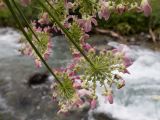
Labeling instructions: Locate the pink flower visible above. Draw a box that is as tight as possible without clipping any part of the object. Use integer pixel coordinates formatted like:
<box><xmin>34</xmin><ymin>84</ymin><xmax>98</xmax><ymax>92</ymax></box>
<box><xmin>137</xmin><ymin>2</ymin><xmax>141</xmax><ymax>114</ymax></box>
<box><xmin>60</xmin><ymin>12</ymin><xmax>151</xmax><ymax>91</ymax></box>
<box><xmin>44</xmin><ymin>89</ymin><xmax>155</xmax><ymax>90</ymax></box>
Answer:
<box><xmin>78</xmin><ymin>89</ymin><xmax>91</xmax><ymax>97</ymax></box>
<box><xmin>83</xmin><ymin>43</ymin><xmax>92</xmax><ymax>51</ymax></box>
<box><xmin>78</xmin><ymin>17</ymin><xmax>97</xmax><ymax>32</ymax></box>
<box><xmin>44</xmin><ymin>52</ymin><xmax>50</xmax><ymax>60</ymax></box>
<box><xmin>105</xmin><ymin>93</ymin><xmax>113</xmax><ymax>104</ymax></box>
<box><xmin>123</xmin><ymin>56</ymin><xmax>133</xmax><ymax>67</ymax></box>
<box><xmin>72</xmin><ymin>52</ymin><xmax>81</xmax><ymax>58</ymax></box>
<box><xmin>73</xmin><ymin>98</ymin><xmax>84</xmax><ymax>107</ymax></box>
<box><xmin>91</xmin><ymin>99</ymin><xmax>97</xmax><ymax>109</ymax></box>
<box><xmin>67</xmin><ymin>63</ymin><xmax>76</xmax><ymax>70</ymax></box>
<box><xmin>34</xmin><ymin>59</ymin><xmax>42</xmax><ymax>68</ymax></box>
<box><xmin>98</xmin><ymin>1</ymin><xmax>110</xmax><ymax>20</ymax></box>
<box><xmin>68</xmin><ymin>71</ymin><xmax>76</xmax><ymax>77</ymax></box>
<box><xmin>140</xmin><ymin>0</ymin><xmax>152</xmax><ymax>17</ymax></box>
<box><xmin>116</xmin><ymin>4</ymin><xmax>128</xmax><ymax>15</ymax></box>
<box><xmin>38</xmin><ymin>12</ymin><xmax>49</xmax><ymax>24</ymax></box>
<box><xmin>22</xmin><ymin>44</ymin><xmax>32</xmax><ymax>56</ymax></box>
<box><xmin>80</xmin><ymin>34</ymin><xmax>90</xmax><ymax>43</ymax></box>
<box><xmin>112</xmin><ymin>44</ymin><xmax>133</xmax><ymax>67</ymax></box>
<box><xmin>73</xmin><ymin>82</ymin><xmax>81</xmax><ymax>89</ymax></box>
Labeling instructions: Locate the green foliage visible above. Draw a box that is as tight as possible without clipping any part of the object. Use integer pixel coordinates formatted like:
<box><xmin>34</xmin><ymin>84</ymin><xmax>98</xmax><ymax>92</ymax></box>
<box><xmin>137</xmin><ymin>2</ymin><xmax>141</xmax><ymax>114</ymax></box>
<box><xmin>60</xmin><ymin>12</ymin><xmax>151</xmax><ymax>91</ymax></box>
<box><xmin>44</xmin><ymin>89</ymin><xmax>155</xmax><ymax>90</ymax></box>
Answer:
<box><xmin>97</xmin><ymin>0</ymin><xmax>160</xmax><ymax>35</ymax></box>
<box><xmin>57</xmin><ymin>75</ymin><xmax>75</xmax><ymax>100</ymax></box>
<box><xmin>0</xmin><ymin>1</ymin><xmax>40</xmax><ymax>27</ymax></box>
<box><xmin>50</xmin><ymin>0</ymin><xmax>67</xmax><ymax>23</ymax></box>
<box><xmin>97</xmin><ymin>12</ymin><xmax>150</xmax><ymax>35</ymax></box>
<box><xmin>76</xmin><ymin>0</ymin><xmax>97</xmax><ymax>16</ymax></box>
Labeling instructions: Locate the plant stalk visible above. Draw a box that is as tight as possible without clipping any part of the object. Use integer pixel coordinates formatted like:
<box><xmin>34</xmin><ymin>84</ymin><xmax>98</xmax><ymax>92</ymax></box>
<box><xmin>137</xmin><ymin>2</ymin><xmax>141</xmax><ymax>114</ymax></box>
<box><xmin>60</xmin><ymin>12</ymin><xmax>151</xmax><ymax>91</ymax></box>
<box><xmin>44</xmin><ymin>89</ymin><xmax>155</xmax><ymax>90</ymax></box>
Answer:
<box><xmin>38</xmin><ymin>0</ymin><xmax>96</xmax><ymax>70</ymax></box>
<box><xmin>12</xmin><ymin>0</ymin><xmax>40</xmax><ymax>42</ymax></box>
<box><xmin>4</xmin><ymin>0</ymin><xmax>64</xmax><ymax>87</ymax></box>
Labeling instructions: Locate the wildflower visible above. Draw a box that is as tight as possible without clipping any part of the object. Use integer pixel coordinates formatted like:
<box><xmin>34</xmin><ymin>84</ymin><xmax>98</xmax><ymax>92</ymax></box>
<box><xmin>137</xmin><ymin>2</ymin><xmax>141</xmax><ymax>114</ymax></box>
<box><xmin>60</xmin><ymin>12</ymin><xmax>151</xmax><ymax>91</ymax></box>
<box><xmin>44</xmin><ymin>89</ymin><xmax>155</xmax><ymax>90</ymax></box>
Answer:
<box><xmin>73</xmin><ymin>82</ymin><xmax>81</xmax><ymax>89</ymax></box>
<box><xmin>78</xmin><ymin>17</ymin><xmax>97</xmax><ymax>32</ymax></box>
<box><xmin>91</xmin><ymin>99</ymin><xmax>97</xmax><ymax>109</ymax></box>
<box><xmin>140</xmin><ymin>0</ymin><xmax>152</xmax><ymax>17</ymax></box>
<box><xmin>72</xmin><ymin>52</ymin><xmax>81</xmax><ymax>58</ymax></box>
<box><xmin>98</xmin><ymin>1</ymin><xmax>110</xmax><ymax>20</ymax></box>
<box><xmin>73</xmin><ymin>98</ymin><xmax>84</xmax><ymax>107</ymax></box>
<box><xmin>112</xmin><ymin>44</ymin><xmax>133</xmax><ymax>68</ymax></box>
<box><xmin>38</xmin><ymin>12</ymin><xmax>49</xmax><ymax>24</ymax></box>
<box><xmin>80</xmin><ymin>34</ymin><xmax>90</xmax><ymax>43</ymax></box>
<box><xmin>83</xmin><ymin>43</ymin><xmax>92</xmax><ymax>51</ymax></box>
<box><xmin>34</xmin><ymin>59</ymin><xmax>42</xmax><ymax>68</ymax></box>
<box><xmin>78</xmin><ymin>89</ymin><xmax>92</xmax><ymax>97</ymax></box>
<box><xmin>116</xmin><ymin>4</ymin><xmax>128</xmax><ymax>15</ymax></box>
<box><xmin>123</xmin><ymin>56</ymin><xmax>133</xmax><ymax>67</ymax></box>
<box><xmin>106</xmin><ymin>92</ymin><xmax>113</xmax><ymax>104</ymax></box>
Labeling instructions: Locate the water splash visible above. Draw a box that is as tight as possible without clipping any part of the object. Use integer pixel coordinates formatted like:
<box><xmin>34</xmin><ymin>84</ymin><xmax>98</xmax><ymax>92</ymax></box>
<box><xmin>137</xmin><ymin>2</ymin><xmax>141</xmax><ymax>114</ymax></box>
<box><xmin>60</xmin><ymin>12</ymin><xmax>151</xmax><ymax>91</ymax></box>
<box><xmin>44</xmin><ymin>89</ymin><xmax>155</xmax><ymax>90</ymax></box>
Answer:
<box><xmin>94</xmin><ymin>43</ymin><xmax>160</xmax><ymax>120</ymax></box>
<box><xmin>0</xmin><ymin>28</ymin><xmax>21</xmax><ymax>59</ymax></box>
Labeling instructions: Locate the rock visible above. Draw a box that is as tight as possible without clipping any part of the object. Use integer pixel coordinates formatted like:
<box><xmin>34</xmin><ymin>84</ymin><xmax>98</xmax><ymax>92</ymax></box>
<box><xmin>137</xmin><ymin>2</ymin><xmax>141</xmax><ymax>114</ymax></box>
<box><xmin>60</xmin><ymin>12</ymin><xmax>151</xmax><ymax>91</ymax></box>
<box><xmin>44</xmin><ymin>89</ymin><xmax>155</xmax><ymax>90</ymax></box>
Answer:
<box><xmin>93</xmin><ymin>112</ymin><xmax>118</xmax><ymax>120</ymax></box>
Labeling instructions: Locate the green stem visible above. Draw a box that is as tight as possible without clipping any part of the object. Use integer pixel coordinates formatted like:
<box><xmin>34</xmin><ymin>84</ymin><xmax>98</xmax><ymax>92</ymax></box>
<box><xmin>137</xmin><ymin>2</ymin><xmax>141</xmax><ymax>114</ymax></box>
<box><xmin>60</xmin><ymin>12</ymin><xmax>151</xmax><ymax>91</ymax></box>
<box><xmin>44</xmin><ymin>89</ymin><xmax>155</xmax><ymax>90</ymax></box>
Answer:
<box><xmin>4</xmin><ymin>0</ymin><xmax>64</xmax><ymax>87</ymax></box>
<box><xmin>12</xmin><ymin>0</ymin><xmax>40</xmax><ymax>42</ymax></box>
<box><xmin>45</xmin><ymin>0</ymin><xmax>61</xmax><ymax>18</ymax></box>
<box><xmin>38</xmin><ymin>0</ymin><xmax>96</xmax><ymax>70</ymax></box>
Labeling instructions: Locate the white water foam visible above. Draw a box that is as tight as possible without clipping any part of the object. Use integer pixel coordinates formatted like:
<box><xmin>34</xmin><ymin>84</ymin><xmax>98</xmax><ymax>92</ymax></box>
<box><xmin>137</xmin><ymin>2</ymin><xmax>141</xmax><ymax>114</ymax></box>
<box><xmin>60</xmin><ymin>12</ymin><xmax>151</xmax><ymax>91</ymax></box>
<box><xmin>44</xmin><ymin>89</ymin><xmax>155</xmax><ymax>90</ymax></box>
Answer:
<box><xmin>93</xmin><ymin>43</ymin><xmax>160</xmax><ymax>120</ymax></box>
<box><xmin>0</xmin><ymin>28</ymin><xmax>21</xmax><ymax>59</ymax></box>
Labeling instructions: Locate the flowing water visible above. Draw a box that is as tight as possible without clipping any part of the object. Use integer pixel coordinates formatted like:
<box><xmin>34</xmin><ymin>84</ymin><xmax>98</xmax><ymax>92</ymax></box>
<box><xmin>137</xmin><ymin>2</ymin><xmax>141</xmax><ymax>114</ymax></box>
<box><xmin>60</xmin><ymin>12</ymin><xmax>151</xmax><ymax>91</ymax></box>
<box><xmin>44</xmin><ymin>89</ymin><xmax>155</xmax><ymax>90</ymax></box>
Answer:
<box><xmin>0</xmin><ymin>28</ymin><xmax>160</xmax><ymax>120</ymax></box>
<box><xmin>92</xmin><ymin>42</ymin><xmax>160</xmax><ymax>120</ymax></box>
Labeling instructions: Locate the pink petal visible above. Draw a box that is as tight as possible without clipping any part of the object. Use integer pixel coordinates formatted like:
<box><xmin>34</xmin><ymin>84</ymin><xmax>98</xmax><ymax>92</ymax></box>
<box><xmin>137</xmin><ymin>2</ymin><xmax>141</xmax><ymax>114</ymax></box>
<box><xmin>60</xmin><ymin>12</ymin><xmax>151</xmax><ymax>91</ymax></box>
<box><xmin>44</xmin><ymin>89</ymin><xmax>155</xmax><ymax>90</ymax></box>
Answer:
<box><xmin>73</xmin><ymin>82</ymin><xmax>81</xmax><ymax>89</ymax></box>
<box><xmin>105</xmin><ymin>94</ymin><xmax>113</xmax><ymax>104</ymax></box>
<box><xmin>35</xmin><ymin>59</ymin><xmax>42</xmax><ymax>68</ymax></box>
<box><xmin>141</xmin><ymin>0</ymin><xmax>152</xmax><ymax>17</ymax></box>
<box><xmin>91</xmin><ymin>99</ymin><xmax>97</xmax><ymax>109</ymax></box>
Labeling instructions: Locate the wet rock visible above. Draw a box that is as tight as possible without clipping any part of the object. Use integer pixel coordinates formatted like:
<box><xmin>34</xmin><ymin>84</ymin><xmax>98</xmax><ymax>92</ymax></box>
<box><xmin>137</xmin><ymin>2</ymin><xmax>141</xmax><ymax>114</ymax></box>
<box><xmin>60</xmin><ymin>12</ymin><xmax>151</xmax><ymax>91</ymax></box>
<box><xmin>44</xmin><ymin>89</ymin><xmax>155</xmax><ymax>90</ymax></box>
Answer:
<box><xmin>93</xmin><ymin>112</ymin><xmax>118</xmax><ymax>120</ymax></box>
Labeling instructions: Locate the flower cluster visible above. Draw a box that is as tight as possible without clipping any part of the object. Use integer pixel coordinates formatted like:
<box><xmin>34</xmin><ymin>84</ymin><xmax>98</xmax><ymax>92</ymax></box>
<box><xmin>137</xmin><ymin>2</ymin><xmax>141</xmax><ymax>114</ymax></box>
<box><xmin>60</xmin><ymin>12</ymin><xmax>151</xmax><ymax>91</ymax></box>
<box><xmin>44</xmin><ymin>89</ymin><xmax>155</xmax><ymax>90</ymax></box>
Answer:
<box><xmin>20</xmin><ymin>26</ymin><xmax>52</xmax><ymax>68</ymax></box>
<box><xmin>76</xmin><ymin>45</ymin><xmax>132</xmax><ymax>103</ymax></box>
<box><xmin>51</xmin><ymin>63</ymin><xmax>93</xmax><ymax>114</ymax></box>
<box><xmin>49</xmin><ymin>44</ymin><xmax>132</xmax><ymax>114</ymax></box>
<box><xmin>16</xmin><ymin>0</ymin><xmax>151</xmax><ymax>114</ymax></box>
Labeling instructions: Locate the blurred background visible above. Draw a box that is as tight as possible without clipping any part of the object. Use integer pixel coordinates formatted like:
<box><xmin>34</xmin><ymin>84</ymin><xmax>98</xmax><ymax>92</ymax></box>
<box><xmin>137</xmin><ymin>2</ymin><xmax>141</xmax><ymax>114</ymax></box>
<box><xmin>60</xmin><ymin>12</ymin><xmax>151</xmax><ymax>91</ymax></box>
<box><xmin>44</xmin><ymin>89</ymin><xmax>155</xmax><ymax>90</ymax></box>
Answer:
<box><xmin>0</xmin><ymin>0</ymin><xmax>160</xmax><ymax>120</ymax></box>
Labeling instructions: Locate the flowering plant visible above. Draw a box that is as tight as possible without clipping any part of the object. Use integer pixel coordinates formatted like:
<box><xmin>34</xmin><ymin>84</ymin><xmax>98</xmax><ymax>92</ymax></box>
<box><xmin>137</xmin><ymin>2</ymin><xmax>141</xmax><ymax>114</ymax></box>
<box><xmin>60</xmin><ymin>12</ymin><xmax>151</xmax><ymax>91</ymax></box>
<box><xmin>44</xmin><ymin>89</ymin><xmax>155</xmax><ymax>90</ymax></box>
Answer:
<box><xmin>3</xmin><ymin>0</ymin><xmax>151</xmax><ymax>114</ymax></box>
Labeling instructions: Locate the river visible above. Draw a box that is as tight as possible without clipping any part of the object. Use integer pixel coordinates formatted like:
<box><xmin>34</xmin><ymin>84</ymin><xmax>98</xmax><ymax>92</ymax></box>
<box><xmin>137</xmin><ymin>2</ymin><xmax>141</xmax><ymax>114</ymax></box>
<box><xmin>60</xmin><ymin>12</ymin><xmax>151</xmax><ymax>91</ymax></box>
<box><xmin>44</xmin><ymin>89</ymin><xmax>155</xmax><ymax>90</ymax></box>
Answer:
<box><xmin>0</xmin><ymin>28</ymin><xmax>160</xmax><ymax>120</ymax></box>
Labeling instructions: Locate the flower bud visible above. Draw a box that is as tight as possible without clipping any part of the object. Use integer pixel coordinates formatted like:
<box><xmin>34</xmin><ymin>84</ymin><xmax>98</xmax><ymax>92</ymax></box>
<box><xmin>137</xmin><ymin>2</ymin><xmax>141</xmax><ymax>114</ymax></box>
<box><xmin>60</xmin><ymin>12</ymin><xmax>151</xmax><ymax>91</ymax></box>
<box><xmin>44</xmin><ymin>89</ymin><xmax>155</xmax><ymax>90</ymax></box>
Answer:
<box><xmin>105</xmin><ymin>91</ymin><xmax>113</xmax><ymax>104</ymax></box>
<box><xmin>116</xmin><ymin>4</ymin><xmax>127</xmax><ymax>15</ymax></box>
<box><xmin>117</xmin><ymin>79</ymin><xmax>125</xmax><ymax>89</ymax></box>
<box><xmin>140</xmin><ymin>0</ymin><xmax>152</xmax><ymax>17</ymax></box>
<box><xmin>73</xmin><ymin>52</ymin><xmax>81</xmax><ymax>58</ymax></box>
<box><xmin>83</xmin><ymin>43</ymin><xmax>92</xmax><ymax>51</ymax></box>
<box><xmin>91</xmin><ymin>99</ymin><xmax>97</xmax><ymax>109</ymax></box>
<box><xmin>34</xmin><ymin>59</ymin><xmax>42</xmax><ymax>68</ymax></box>
<box><xmin>73</xmin><ymin>82</ymin><xmax>81</xmax><ymax>89</ymax></box>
